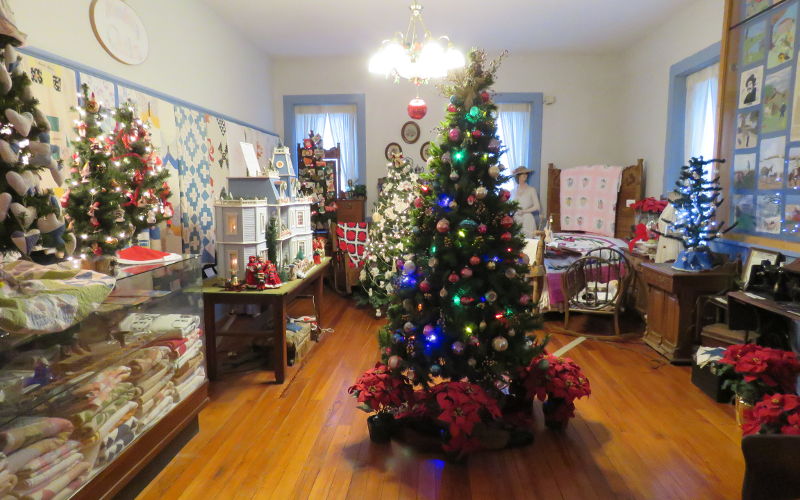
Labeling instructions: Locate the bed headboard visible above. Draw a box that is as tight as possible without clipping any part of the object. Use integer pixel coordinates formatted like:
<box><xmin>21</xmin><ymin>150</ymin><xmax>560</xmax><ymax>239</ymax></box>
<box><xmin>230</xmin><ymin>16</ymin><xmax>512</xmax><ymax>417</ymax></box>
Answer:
<box><xmin>546</xmin><ymin>159</ymin><xmax>644</xmax><ymax>240</ymax></box>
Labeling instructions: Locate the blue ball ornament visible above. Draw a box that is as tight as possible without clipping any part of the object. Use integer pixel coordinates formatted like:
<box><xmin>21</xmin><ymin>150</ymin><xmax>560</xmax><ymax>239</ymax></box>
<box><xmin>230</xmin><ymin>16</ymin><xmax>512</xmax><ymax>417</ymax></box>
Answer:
<box><xmin>430</xmin><ymin>364</ymin><xmax>442</xmax><ymax>375</ymax></box>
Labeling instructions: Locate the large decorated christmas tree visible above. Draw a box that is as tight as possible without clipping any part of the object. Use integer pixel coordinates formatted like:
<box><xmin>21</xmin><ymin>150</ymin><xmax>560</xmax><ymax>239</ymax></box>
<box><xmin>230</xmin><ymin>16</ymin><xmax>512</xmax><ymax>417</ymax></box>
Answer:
<box><xmin>112</xmin><ymin>100</ymin><xmax>172</xmax><ymax>236</ymax></box>
<box><xmin>0</xmin><ymin>43</ymin><xmax>73</xmax><ymax>259</ymax></box>
<box><xmin>349</xmin><ymin>52</ymin><xmax>591</xmax><ymax>457</ymax></box>
<box><xmin>357</xmin><ymin>153</ymin><xmax>419</xmax><ymax>316</ymax></box>
<box><xmin>65</xmin><ymin>84</ymin><xmax>135</xmax><ymax>258</ymax></box>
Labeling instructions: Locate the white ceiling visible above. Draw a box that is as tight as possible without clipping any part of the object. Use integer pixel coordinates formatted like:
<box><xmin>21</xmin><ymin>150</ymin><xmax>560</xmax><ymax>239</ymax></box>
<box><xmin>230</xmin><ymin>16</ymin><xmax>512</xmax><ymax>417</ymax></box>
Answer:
<box><xmin>202</xmin><ymin>0</ymin><xmax>698</xmax><ymax>57</ymax></box>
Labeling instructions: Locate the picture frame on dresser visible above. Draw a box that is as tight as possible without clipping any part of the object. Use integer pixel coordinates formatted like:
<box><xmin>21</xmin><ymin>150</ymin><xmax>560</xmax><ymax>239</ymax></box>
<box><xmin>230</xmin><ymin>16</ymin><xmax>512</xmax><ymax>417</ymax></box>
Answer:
<box><xmin>743</xmin><ymin>247</ymin><xmax>784</xmax><ymax>287</ymax></box>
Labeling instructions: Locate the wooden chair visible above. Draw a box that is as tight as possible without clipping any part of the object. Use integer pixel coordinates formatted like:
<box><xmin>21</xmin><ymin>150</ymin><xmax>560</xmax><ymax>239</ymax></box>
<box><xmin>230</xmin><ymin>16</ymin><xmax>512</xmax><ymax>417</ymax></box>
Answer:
<box><xmin>561</xmin><ymin>247</ymin><xmax>631</xmax><ymax>336</ymax></box>
<box><xmin>329</xmin><ymin>222</ymin><xmax>362</xmax><ymax>295</ymax></box>
<box><xmin>527</xmin><ymin>231</ymin><xmax>547</xmax><ymax>313</ymax></box>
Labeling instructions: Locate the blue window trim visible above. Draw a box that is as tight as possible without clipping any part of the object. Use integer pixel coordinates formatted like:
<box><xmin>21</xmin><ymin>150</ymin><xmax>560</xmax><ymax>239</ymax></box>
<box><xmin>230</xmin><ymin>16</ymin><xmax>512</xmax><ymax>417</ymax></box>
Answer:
<box><xmin>283</xmin><ymin>94</ymin><xmax>367</xmax><ymax>184</ymax></box>
<box><xmin>493</xmin><ymin>92</ymin><xmax>544</xmax><ymax>194</ymax></box>
<box><xmin>19</xmin><ymin>46</ymin><xmax>278</xmax><ymax>137</ymax></box>
<box><xmin>663</xmin><ymin>42</ymin><xmax>721</xmax><ymax>193</ymax></box>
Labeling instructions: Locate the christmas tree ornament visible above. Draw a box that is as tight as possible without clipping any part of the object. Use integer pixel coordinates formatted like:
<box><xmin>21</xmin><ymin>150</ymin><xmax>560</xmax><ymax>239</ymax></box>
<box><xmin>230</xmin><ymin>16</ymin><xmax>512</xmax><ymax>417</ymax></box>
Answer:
<box><xmin>467</xmin><ymin>106</ymin><xmax>482</xmax><ymax>123</ymax></box>
<box><xmin>451</xmin><ymin>341</ymin><xmax>464</xmax><ymax>354</ymax></box>
<box><xmin>448</xmin><ymin>200</ymin><xmax>458</xmax><ymax>209</ymax></box>
<box><xmin>480</xmin><ymin>91</ymin><xmax>491</xmax><ymax>103</ymax></box>
<box><xmin>0</xmin><ymin>64</ymin><xmax>10</xmax><ymax>95</ymax></box>
<box><xmin>449</xmin><ymin>171</ymin><xmax>459</xmax><ymax>181</ymax></box>
<box><xmin>501</xmin><ymin>215</ymin><xmax>514</xmax><ymax>228</ymax></box>
<box><xmin>500</xmin><ymin>232</ymin><xmax>512</xmax><ymax>242</ymax></box>
<box><xmin>499</xmin><ymin>189</ymin><xmax>511</xmax><ymax>201</ymax></box>
<box><xmin>393</xmin><ymin>333</ymin><xmax>404</xmax><ymax>343</ymax></box>
<box><xmin>388</xmin><ymin>355</ymin><xmax>402</xmax><ymax>370</ymax></box>
<box><xmin>488</xmin><ymin>165</ymin><xmax>500</xmax><ymax>179</ymax></box>
<box><xmin>439</xmin><ymin>287</ymin><xmax>448</xmax><ymax>298</ymax></box>
<box><xmin>449</xmin><ymin>95</ymin><xmax>462</xmax><ymax>105</ymax></box>
<box><xmin>448</xmin><ymin>127</ymin><xmax>461</xmax><ymax>142</ymax></box>
<box><xmin>5</xmin><ymin>109</ymin><xmax>32</xmax><ymax>137</ymax></box>
<box><xmin>505</xmin><ymin>268</ymin><xmax>517</xmax><ymax>278</ymax></box>
<box><xmin>436</xmin><ymin>218</ymin><xmax>450</xmax><ymax>233</ymax></box>
<box><xmin>460</xmin><ymin>296</ymin><xmax>474</xmax><ymax>305</ymax></box>
<box><xmin>519</xmin><ymin>294</ymin><xmax>530</xmax><ymax>305</ymax></box>
<box><xmin>430</xmin><ymin>364</ymin><xmax>442</xmax><ymax>375</ymax></box>
<box><xmin>27</xmin><ymin>141</ymin><xmax>51</xmax><ymax>167</ymax></box>
<box><xmin>442</xmin><ymin>152</ymin><xmax>451</xmax><ymax>164</ymax></box>
<box><xmin>508</xmin><ymin>329</ymin><xmax>516</xmax><ymax>337</ymax></box>
<box><xmin>47</xmin><ymin>159</ymin><xmax>64</xmax><ymax>187</ymax></box>
<box><xmin>469</xmin><ymin>255</ymin><xmax>481</xmax><ymax>266</ymax></box>
<box><xmin>414</xmin><ymin>197</ymin><xmax>424</xmax><ymax>208</ymax></box>
<box><xmin>488</xmin><ymin>138</ymin><xmax>500</xmax><ymax>153</ymax></box>
<box><xmin>460</xmin><ymin>266</ymin><xmax>473</xmax><ymax>278</ymax></box>
<box><xmin>487</xmin><ymin>261</ymin><xmax>496</xmax><ymax>270</ymax></box>
<box><xmin>475</xmin><ymin>186</ymin><xmax>488</xmax><ymax>199</ymax></box>
<box><xmin>5</xmin><ymin>171</ymin><xmax>27</xmax><ymax>196</ymax></box>
<box><xmin>403</xmin><ymin>260</ymin><xmax>417</xmax><ymax>274</ymax></box>
<box><xmin>485</xmin><ymin>290</ymin><xmax>497</xmax><ymax>303</ymax></box>
<box><xmin>477</xmin><ymin>223</ymin><xmax>488</xmax><ymax>234</ymax></box>
<box><xmin>467</xmin><ymin>358</ymin><xmax>477</xmax><ymax>367</ymax></box>
<box><xmin>408</xmin><ymin>97</ymin><xmax>427</xmax><ymax>119</ymax></box>
<box><xmin>11</xmin><ymin>229</ymin><xmax>39</xmax><ymax>255</ymax></box>
<box><xmin>471</xmin><ymin>130</ymin><xmax>482</xmax><ymax>139</ymax></box>
<box><xmin>0</xmin><ymin>192</ymin><xmax>10</xmax><ymax>221</ymax></box>
<box><xmin>492</xmin><ymin>336</ymin><xmax>509</xmax><ymax>351</ymax></box>
<box><xmin>467</xmin><ymin>194</ymin><xmax>476</xmax><ymax>205</ymax></box>
<box><xmin>479</xmin><ymin>321</ymin><xmax>487</xmax><ymax>331</ymax></box>
<box><xmin>0</xmin><ymin>140</ymin><xmax>15</xmax><ymax>164</ymax></box>
<box><xmin>447</xmin><ymin>104</ymin><xmax>457</xmax><ymax>113</ymax></box>
<box><xmin>403</xmin><ymin>322</ymin><xmax>415</xmax><ymax>333</ymax></box>
<box><xmin>428</xmin><ymin>257</ymin><xmax>438</xmax><ymax>267</ymax></box>
<box><xmin>448</xmin><ymin>272</ymin><xmax>460</xmax><ymax>283</ymax></box>
<box><xmin>419</xmin><ymin>279</ymin><xmax>431</xmax><ymax>292</ymax></box>
<box><xmin>10</xmin><ymin>203</ymin><xmax>35</xmax><ymax>228</ymax></box>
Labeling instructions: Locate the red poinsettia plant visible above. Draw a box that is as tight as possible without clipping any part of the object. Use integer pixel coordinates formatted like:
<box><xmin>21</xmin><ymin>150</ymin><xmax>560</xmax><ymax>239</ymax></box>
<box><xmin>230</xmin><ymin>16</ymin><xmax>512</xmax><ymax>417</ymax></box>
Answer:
<box><xmin>348</xmin><ymin>363</ymin><xmax>414</xmax><ymax>413</ymax></box>
<box><xmin>742</xmin><ymin>393</ymin><xmax>800</xmax><ymax>436</ymax></box>
<box><xmin>520</xmin><ymin>354</ymin><xmax>591</xmax><ymax>423</ymax></box>
<box><xmin>712</xmin><ymin>344</ymin><xmax>800</xmax><ymax>404</ymax></box>
<box><xmin>631</xmin><ymin>197</ymin><xmax>668</xmax><ymax>214</ymax></box>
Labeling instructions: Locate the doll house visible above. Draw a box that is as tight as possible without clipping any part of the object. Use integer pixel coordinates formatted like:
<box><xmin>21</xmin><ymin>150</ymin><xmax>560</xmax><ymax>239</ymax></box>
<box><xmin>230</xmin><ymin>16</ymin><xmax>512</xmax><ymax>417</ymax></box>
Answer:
<box><xmin>214</xmin><ymin>198</ymin><xmax>269</xmax><ymax>280</ymax></box>
<box><xmin>221</xmin><ymin>145</ymin><xmax>313</xmax><ymax>276</ymax></box>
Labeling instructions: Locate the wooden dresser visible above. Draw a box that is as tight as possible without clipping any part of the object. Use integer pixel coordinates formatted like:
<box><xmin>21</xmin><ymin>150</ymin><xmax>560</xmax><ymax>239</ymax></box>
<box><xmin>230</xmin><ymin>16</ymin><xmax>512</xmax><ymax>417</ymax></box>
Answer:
<box><xmin>623</xmin><ymin>249</ymin><xmax>652</xmax><ymax>319</ymax></box>
<box><xmin>641</xmin><ymin>262</ymin><xmax>736</xmax><ymax>363</ymax></box>
<box><xmin>336</xmin><ymin>199</ymin><xmax>366</xmax><ymax>223</ymax></box>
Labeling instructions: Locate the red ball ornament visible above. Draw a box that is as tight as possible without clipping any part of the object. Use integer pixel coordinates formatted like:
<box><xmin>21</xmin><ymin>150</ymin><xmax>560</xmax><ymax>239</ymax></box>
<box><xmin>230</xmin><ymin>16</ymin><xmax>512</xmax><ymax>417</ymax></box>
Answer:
<box><xmin>460</xmin><ymin>296</ymin><xmax>475</xmax><ymax>305</ymax></box>
<box><xmin>501</xmin><ymin>232</ymin><xmax>512</xmax><ymax>242</ymax></box>
<box><xmin>447</xmin><ymin>104</ymin><xmax>457</xmax><ymax>113</ymax></box>
<box><xmin>468</xmin><ymin>165</ymin><xmax>476</xmax><ymax>172</ymax></box>
<box><xmin>408</xmin><ymin>97</ymin><xmax>427</xmax><ymax>119</ymax></box>
<box><xmin>477</xmin><ymin>224</ymin><xmax>488</xmax><ymax>234</ymax></box>
<box><xmin>461</xmin><ymin>267</ymin><xmax>473</xmax><ymax>278</ymax></box>
<box><xmin>448</xmin><ymin>272</ymin><xmax>460</xmax><ymax>283</ymax></box>
<box><xmin>469</xmin><ymin>255</ymin><xmax>481</xmax><ymax>266</ymax></box>
<box><xmin>467</xmin><ymin>195</ymin><xmax>476</xmax><ymax>205</ymax></box>
<box><xmin>419</xmin><ymin>280</ymin><xmax>431</xmax><ymax>293</ymax></box>
<box><xmin>501</xmin><ymin>215</ymin><xmax>514</xmax><ymax>228</ymax></box>
<box><xmin>519</xmin><ymin>294</ymin><xmax>531</xmax><ymax>305</ymax></box>
<box><xmin>436</xmin><ymin>218</ymin><xmax>450</xmax><ymax>233</ymax></box>
<box><xmin>480</xmin><ymin>91</ymin><xmax>491</xmax><ymax>103</ymax></box>
<box><xmin>472</xmin><ymin>130</ymin><xmax>482</xmax><ymax>139</ymax></box>
<box><xmin>414</xmin><ymin>197</ymin><xmax>424</xmax><ymax>208</ymax></box>
<box><xmin>448</xmin><ymin>127</ymin><xmax>461</xmax><ymax>142</ymax></box>
<box><xmin>499</xmin><ymin>189</ymin><xmax>511</xmax><ymax>201</ymax></box>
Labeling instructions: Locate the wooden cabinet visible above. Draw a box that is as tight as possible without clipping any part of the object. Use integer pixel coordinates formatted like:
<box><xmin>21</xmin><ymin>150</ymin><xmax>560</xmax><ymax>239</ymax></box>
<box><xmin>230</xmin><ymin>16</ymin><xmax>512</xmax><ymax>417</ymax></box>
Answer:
<box><xmin>641</xmin><ymin>262</ymin><xmax>736</xmax><ymax>363</ymax></box>
<box><xmin>623</xmin><ymin>249</ymin><xmax>651</xmax><ymax>319</ymax></box>
<box><xmin>336</xmin><ymin>199</ymin><xmax>366</xmax><ymax>223</ymax></box>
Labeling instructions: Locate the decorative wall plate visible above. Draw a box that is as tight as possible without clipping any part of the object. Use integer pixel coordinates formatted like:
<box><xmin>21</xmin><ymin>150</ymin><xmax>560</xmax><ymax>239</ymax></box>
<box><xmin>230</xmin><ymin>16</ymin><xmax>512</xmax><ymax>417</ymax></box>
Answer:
<box><xmin>401</xmin><ymin>121</ymin><xmax>421</xmax><ymax>144</ymax></box>
<box><xmin>90</xmin><ymin>0</ymin><xmax>149</xmax><ymax>65</ymax></box>
<box><xmin>385</xmin><ymin>142</ymin><xmax>402</xmax><ymax>160</ymax></box>
<box><xmin>420</xmin><ymin>141</ymin><xmax>431</xmax><ymax>162</ymax></box>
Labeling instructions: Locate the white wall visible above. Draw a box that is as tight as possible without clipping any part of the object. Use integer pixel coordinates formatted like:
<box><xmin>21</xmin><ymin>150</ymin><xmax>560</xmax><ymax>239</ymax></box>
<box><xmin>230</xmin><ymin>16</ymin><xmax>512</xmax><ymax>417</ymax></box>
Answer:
<box><xmin>272</xmin><ymin>52</ymin><xmax>626</xmax><ymax>209</ymax></box>
<box><xmin>619</xmin><ymin>0</ymin><xmax>725</xmax><ymax>197</ymax></box>
<box><xmin>13</xmin><ymin>0</ymin><xmax>274</xmax><ymax>130</ymax></box>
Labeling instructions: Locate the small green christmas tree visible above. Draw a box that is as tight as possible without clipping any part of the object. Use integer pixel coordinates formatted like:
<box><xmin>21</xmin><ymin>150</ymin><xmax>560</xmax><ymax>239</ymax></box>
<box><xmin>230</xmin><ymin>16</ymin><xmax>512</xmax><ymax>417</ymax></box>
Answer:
<box><xmin>65</xmin><ymin>84</ymin><xmax>134</xmax><ymax>257</ymax></box>
<box><xmin>266</xmin><ymin>216</ymin><xmax>278</xmax><ymax>262</ymax></box>
<box><xmin>357</xmin><ymin>154</ymin><xmax>419</xmax><ymax>316</ymax></box>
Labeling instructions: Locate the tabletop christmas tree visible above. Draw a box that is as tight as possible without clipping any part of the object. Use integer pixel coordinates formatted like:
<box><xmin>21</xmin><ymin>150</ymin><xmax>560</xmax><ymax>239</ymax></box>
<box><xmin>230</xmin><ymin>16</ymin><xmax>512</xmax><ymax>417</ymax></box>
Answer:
<box><xmin>298</xmin><ymin>132</ymin><xmax>337</xmax><ymax>229</ymax></box>
<box><xmin>112</xmin><ymin>100</ymin><xmax>172</xmax><ymax>236</ymax></box>
<box><xmin>348</xmin><ymin>51</ymin><xmax>585</xmax><ymax>457</ymax></box>
<box><xmin>357</xmin><ymin>153</ymin><xmax>419</xmax><ymax>316</ymax></box>
<box><xmin>0</xmin><ymin>43</ymin><xmax>73</xmax><ymax>259</ymax></box>
<box><xmin>662</xmin><ymin>156</ymin><xmax>734</xmax><ymax>271</ymax></box>
<box><xmin>65</xmin><ymin>84</ymin><xmax>135</xmax><ymax>259</ymax></box>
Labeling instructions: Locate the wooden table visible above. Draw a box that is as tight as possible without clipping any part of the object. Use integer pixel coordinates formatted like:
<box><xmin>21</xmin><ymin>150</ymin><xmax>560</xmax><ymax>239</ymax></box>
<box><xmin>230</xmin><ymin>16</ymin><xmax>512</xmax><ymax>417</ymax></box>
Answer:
<box><xmin>202</xmin><ymin>257</ymin><xmax>330</xmax><ymax>383</ymax></box>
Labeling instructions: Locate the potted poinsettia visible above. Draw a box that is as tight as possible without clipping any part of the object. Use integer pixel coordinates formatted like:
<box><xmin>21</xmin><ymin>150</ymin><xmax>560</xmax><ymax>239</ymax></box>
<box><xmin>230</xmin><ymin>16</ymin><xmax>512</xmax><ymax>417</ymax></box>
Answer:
<box><xmin>711</xmin><ymin>344</ymin><xmax>800</xmax><ymax>425</ymax></box>
<box><xmin>348</xmin><ymin>363</ymin><xmax>413</xmax><ymax>442</ymax></box>
<box><xmin>520</xmin><ymin>354</ymin><xmax>591</xmax><ymax>429</ymax></box>
<box><xmin>742</xmin><ymin>393</ymin><xmax>800</xmax><ymax>436</ymax></box>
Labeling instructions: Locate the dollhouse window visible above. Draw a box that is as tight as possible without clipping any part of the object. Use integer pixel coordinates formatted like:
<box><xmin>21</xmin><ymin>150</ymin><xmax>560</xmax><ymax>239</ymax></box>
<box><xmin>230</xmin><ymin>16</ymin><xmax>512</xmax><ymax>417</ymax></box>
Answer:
<box><xmin>296</xmin><ymin>210</ymin><xmax>304</xmax><ymax>227</ymax></box>
<box><xmin>229</xmin><ymin>252</ymin><xmax>239</xmax><ymax>273</ymax></box>
<box><xmin>226</xmin><ymin>214</ymin><xmax>238</xmax><ymax>235</ymax></box>
<box><xmin>259</xmin><ymin>213</ymin><xmax>266</xmax><ymax>234</ymax></box>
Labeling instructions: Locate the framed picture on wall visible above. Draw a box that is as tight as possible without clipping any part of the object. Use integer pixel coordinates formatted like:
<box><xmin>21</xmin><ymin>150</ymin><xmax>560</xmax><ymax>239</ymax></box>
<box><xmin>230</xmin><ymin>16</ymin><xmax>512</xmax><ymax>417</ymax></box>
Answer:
<box><xmin>401</xmin><ymin>121</ymin><xmax>421</xmax><ymax>144</ymax></box>
<box><xmin>385</xmin><ymin>142</ymin><xmax>402</xmax><ymax>160</ymax></box>
<box><xmin>420</xmin><ymin>141</ymin><xmax>431</xmax><ymax>162</ymax></box>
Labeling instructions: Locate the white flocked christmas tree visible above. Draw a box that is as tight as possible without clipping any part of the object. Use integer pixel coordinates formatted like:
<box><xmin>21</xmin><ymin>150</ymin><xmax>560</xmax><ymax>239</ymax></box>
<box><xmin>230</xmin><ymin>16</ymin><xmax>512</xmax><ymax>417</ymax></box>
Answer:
<box><xmin>358</xmin><ymin>154</ymin><xmax>420</xmax><ymax>316</ymax></box>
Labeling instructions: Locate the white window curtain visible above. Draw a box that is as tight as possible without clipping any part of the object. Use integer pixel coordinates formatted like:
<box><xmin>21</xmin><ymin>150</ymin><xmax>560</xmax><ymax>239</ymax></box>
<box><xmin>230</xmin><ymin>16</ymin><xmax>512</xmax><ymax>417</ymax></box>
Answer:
<box><xmin>295</xmin><ymin>104</ymin><xmax>358</xmax><ymax>191</ymax></box>
<box><xmin>684</xmin><ymin>63</ymin><xmax>719</xmax><ymax>177</ymax></box>
<box><xmin>496</xmin><ymin>102</ymin><xmax>532</xmax><ymax>191</ymax></box>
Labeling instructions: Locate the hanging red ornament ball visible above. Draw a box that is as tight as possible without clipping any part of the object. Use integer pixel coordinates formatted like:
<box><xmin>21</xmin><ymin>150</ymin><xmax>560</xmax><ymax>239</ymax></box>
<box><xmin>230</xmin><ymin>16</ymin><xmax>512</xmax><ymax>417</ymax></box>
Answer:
<box><xmin>469</xmin><ymin>255</ymin><xmax>481</xmax><ymax>266</ymax></box>
<box><xmin>414</xmin><ymin>197</ymin><xmax>424</xmax><ymax>208</ymax></box>
<box><xmin>419</xmin><ymin>279</ymin><xmax>431</xmax><ymax>293</ymax></box>
<box><xmin>436</xmin><ymin>218</ymin><xmax>450</xmax><ymax>233</ymax></box>
<box><xmin>501</xmin><ymin>232</ymin><xmax>512</xmax><ymax>242</ymax></box>
<box><xmin>460</xmin><ymin>296</ymin><xmax>475</xmax><ymax>305</ymax></box>
<box><xmin>519</xmin><ymin>294</ymin><xmax>531</xmax><ymax>305</ymax></box>
<box><xmin>408</xmin><ymin>97</ymin><xmax>428</xmax><ymax>119</ymax></box>
<box><xmin>477</xmin><ymin>224</ymin><xmax>488</xmax><ymax>234</ymax></box>
<box><xmin>461</xmin><ymin>267</ymin><xmax>473</xmax><ymax>278</ymax></box>
<box><xmin>481</xmin><ymin>91</ymin><xmax>491</xmax><ymax>103</ymax></box>
<box><xmin>448</xmin><ymin>127</ymin><xmax>461</xmax><ymax>142</ymax></box>
<box><xmin>447</xmin><ymin>104</ymin><xmax>457</xmax><ymax>113</ymax></box>
<box><xmin>448</xmin><ymin>272</ymin><xmax>460</xmax><ymax>283</ymax></box>
<box><xmin>501</xmin><ymin>215</ymin><xmax>514</xmax><ymax>228</ymax></box>
<box><xmin>499</xmin><ymin>189</ymin><xmax>511</xmax><ymax>201</ymax></box>
<box><xmin>472</xmin><ymin>130</ymin><xmax>482</xmax><ymax>139</ymax></box>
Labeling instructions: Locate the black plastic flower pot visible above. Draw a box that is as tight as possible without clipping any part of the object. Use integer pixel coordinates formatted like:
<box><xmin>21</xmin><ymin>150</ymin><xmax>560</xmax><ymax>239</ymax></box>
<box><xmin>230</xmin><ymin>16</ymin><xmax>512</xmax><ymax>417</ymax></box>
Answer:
<box><xmin>367</xmin><ymin>413</ymin><xmax>395</xmax><ymax>443</ymax></box>
<box><xmin>543</xmin><ymin>397</ymin><xmax>569</xmax><ymax>431</ymax></box>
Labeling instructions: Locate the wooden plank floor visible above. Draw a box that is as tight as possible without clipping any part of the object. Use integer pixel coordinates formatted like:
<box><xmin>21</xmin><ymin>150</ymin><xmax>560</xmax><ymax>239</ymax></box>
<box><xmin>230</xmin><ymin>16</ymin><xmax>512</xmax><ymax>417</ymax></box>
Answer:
<box><xmin>136</xmin><ymin>289</ymin><xmax>744</xmax><ymax>500</ymax></box>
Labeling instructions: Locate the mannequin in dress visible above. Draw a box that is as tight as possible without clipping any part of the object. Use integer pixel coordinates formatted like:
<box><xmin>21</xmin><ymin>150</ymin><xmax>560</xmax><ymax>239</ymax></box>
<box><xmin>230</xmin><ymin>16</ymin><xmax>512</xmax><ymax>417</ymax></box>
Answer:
<box><xmin>511</xmin><ymin>166</ymin><xmax>541</xmax><ymax>238</ymax></box>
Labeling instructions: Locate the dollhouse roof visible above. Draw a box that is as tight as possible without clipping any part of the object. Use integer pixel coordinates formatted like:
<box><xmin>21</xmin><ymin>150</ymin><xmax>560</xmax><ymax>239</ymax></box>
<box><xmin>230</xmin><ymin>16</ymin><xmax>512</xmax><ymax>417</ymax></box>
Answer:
<box><xmin>272</xmin><ymin>146</ymin><xmax>295</xmax><ymax>177</ymax></box>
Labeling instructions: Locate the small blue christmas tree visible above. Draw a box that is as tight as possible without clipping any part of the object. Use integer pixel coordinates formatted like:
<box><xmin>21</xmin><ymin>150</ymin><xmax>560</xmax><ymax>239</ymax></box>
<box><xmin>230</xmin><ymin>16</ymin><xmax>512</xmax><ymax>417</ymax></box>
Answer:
<box><xmin>664</xmin><ymin>156</ymin><xmax>734</xmax><ymax>271</ymax></box>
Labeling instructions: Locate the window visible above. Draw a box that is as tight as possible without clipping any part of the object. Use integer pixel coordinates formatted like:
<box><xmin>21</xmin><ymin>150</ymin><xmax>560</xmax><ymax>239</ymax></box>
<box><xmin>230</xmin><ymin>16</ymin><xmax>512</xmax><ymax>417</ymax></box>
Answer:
<box><xmin>284</xmin><ymin>94</ymin><xmax>366</xmax><ymax>193</ymax></box>
<box><xmin>664</xmin><ymin>43</ymin><xmax>721</xmax><ymax>190</ymax></box>
<box><xmin>496</xmin><ymin>102</ymin><xmax>532</xmax><ymax>192</ymax></box>
<box><xmin>225</xmin><ymin>214</ymin><xmax>238</xmax><ymax>235</ymax></box>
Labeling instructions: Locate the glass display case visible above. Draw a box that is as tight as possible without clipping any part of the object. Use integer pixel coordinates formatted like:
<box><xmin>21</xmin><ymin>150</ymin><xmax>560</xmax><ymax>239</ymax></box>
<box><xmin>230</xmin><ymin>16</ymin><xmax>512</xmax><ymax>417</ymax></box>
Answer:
<box><xmin>0</xmin><ymin>256</ymin><xmax>207</xmax><ymax>500</ymax></box>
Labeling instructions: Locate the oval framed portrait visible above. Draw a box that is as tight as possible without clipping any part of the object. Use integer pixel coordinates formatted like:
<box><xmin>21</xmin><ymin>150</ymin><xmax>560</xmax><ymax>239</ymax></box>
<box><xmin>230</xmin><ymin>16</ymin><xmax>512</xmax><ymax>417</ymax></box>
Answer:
<box><xmin>420</xmin><ymin>141</ymin><xmax>431</xmax><ymax>162</ymax></box>
<box><xmin>385</xmin><ymin>142</ymin><xmax>402</xmax><ymax>160</ymax></box>
<box><xmin>90</xmin><ymin>0</ymin><xmax>149</xmax><ymax>65</ymax></box>
<box><xmin>401</xmin><ymin>121</ymin><xmax>421</xmax><ymax>144</ymax></box>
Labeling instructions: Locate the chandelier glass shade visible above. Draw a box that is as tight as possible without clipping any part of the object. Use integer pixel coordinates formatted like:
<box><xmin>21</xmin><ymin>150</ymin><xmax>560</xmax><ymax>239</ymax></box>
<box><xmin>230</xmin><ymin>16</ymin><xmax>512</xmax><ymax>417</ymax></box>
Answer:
<box><xmin>368</xmin><ymin>1</ymin><xmax>465</xmax><ymax>86</ymax></box>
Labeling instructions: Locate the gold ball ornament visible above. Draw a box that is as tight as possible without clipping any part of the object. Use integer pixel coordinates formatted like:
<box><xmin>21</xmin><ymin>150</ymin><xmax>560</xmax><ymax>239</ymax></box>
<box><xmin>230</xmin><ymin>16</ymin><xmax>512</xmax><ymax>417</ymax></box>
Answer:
<box><xmin>492</xmin><ymin>336</ymin><xmax>509</xmax><ymax>351</ymax></box>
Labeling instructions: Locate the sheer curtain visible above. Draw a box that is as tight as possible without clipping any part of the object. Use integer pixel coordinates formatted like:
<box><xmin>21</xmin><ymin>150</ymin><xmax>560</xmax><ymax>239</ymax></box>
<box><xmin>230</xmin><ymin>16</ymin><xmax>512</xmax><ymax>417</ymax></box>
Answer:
<box><xmin>327</xmin><ymin>110</ymin><xmax>357</xmax><ymax>190</ymax></box>
<box><xmin>496</xmin><ymin>102</ymin><xmax>532</xmax><ymax>191</ymax></box>
<box><xmin>684</xmin><ymin>63</ymin><xmax>719</xmax><ymax>178</ymax></box>
<box><xmin>294</xmin><ymin>104</ymin><xmax>358</xmax><ymax>190</ymax></box>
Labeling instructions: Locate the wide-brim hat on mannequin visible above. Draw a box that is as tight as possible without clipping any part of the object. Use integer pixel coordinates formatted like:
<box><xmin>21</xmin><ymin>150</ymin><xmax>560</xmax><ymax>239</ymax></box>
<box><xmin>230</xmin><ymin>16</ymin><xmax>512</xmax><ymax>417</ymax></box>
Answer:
<box><xmin>512</xmin><ymin>166</ymin><xmax>533</xmax><ymax>176</ymax></box>
<box><xmin>0</xmin><ymin>0</ymin><xmax>25</xmax><ymax>46</ymax></box>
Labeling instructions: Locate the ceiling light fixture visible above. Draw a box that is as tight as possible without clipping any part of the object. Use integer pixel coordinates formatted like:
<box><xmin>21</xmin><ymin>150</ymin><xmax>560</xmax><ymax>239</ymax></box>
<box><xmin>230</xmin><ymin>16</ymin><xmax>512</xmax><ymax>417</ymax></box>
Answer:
<box><xmin>368</xmin><ymin>0</ymin><xmax>465</xmax><ymax>87</ymax></box>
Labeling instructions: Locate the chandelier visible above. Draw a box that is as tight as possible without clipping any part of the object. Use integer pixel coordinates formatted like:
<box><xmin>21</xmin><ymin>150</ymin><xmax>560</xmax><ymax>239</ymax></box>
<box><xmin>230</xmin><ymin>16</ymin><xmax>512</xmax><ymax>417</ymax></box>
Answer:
<box><xmin>368</xmin><ymin>1</ymin><xmax>465</xmax><ymax>86</ymax></box>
